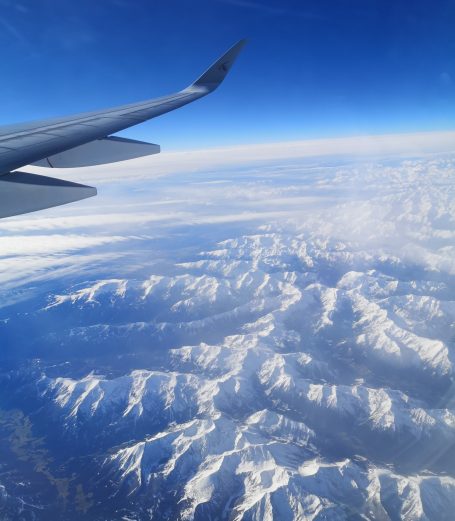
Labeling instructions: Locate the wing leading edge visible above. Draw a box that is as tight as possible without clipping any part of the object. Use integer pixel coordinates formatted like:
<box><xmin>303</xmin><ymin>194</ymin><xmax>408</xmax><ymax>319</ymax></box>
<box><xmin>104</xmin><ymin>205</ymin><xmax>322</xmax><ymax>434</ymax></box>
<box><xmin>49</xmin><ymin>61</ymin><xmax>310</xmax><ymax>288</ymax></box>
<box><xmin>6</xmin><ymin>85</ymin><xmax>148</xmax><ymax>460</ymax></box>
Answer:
<box><xmin>0</xmin><ymin>39</ymin><xmax>246</xmax><ymax>218</ymax></box>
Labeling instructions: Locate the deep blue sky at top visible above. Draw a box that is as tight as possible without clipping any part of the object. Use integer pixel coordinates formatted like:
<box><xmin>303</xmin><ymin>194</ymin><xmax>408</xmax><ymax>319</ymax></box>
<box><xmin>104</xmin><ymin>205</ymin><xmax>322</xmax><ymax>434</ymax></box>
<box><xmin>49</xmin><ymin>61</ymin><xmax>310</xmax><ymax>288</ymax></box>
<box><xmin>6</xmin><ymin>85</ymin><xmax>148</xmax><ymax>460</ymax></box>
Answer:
<box><xmin>0</xmin><ymin>0</ymin><xmax>454</xmax><ymax>149</ymax></box>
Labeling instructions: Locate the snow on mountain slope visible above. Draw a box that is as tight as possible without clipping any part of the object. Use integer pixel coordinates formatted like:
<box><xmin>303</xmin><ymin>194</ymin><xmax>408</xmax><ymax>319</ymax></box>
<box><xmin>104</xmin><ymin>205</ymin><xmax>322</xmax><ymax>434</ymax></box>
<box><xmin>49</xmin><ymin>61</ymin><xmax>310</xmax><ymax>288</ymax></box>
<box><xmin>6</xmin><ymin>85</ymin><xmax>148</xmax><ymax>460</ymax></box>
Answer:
<box><xmin>37</xmin><ymin>223</ymin><xmax>455</xmax><ymax>518</ymax></box>
<box><xmin>1</xmin><ymin>154</ymin><xmax>454</xmax><ymax>519</ymax></box>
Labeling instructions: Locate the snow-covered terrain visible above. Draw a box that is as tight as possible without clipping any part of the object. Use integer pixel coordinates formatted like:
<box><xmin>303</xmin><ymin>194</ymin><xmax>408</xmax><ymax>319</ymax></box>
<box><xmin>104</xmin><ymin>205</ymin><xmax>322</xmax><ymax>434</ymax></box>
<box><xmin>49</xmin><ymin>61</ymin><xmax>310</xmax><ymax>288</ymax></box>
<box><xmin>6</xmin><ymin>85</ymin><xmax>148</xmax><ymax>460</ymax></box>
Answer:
<box><xmin>0</xmin><ymin>147</ymin><xmax>454</xmax><ymax>520</ymax></box>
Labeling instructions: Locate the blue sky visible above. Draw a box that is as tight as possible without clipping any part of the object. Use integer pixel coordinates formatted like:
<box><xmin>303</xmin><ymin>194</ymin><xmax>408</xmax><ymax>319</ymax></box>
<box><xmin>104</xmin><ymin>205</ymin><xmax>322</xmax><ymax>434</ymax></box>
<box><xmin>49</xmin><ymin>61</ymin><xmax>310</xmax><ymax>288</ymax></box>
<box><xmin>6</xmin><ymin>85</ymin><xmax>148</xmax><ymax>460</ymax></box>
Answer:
<box><xmin>0</xmin><ymin>0</ymin><xmax>454</xmax><ymax>149</ymax></box>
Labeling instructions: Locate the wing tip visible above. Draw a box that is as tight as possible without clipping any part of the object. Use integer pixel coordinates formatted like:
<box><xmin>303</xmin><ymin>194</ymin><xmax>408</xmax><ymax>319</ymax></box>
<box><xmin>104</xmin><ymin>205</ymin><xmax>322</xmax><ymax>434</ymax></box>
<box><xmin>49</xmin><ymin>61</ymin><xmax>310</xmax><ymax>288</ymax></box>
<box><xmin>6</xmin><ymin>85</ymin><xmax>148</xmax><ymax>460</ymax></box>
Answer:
<box><xmin>191</xmin><ymin>38</ymin><xmax>247</xmax><ymax>91</ymax></box>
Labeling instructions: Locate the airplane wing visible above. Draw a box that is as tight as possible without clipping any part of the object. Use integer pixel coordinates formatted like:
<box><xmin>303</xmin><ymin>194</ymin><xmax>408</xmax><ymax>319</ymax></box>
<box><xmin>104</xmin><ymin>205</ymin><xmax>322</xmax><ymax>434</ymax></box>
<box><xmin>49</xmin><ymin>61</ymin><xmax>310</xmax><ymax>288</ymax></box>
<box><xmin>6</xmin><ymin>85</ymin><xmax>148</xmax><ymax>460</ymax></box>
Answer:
<box><xmin>0</xmin><ymin>39</ymin><xmax>246</xmax><ymax>219</ymax></box>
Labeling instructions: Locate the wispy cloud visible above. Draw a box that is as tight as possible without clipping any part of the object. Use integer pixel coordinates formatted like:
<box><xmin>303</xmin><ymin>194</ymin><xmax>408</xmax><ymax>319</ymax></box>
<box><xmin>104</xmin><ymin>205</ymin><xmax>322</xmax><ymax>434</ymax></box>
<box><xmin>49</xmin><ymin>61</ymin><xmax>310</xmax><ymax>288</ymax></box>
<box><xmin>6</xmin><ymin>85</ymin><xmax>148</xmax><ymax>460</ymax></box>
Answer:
<box><xmin>0</xmin><ymin>16</ymin><xmax>29</xmax><ymax>48</ymax></box>
<box><xmin>217</xmin><ymin>0</ymin><xmax>323</xmax><ymax>19</ymax></box>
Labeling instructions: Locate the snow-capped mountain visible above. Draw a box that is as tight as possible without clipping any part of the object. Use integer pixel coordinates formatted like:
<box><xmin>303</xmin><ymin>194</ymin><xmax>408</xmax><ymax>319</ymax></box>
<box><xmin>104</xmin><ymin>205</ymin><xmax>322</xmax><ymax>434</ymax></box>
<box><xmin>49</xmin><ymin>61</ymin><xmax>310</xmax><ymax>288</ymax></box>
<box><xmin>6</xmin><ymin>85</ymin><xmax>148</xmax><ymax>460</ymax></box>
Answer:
<box><xmin>0</xmin><ymin>152</ymin><xmax>454</xmax><ymax>519</ymax></box>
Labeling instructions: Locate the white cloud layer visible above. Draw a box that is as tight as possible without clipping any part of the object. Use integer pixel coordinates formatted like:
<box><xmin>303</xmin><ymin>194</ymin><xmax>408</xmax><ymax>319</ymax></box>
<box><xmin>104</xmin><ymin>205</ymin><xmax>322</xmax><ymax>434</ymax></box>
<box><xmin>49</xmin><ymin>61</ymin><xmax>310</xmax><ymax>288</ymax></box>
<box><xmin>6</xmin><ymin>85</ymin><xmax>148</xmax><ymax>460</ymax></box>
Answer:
<box><xmin>22</xmin><ymin>130</ymin><xmax>455</xmax><ymax>185</ymax></box>
<box><xmin>0</xmin><ymin>133</ymin><xmax>453</xmax><ymax>304</ymax></box>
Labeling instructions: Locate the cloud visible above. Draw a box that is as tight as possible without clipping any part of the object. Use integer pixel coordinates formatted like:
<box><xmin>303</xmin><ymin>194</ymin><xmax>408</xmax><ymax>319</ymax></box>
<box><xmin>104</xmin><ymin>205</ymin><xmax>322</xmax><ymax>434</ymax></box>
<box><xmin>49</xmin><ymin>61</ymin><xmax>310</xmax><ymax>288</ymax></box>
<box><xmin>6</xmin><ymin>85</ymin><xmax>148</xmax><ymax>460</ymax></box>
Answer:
<box><xmin>217</xmin><ymin>0</ymin><xmax>323</xmax><ymax>19</ymax></box>
<box><xmin>0</xmin><ymin>234</ymin><xmax>128</xmax><ymax>300</ymax></box>
<box><xmin>1</xmin><ymin>133</ymin><xmax>453</xmax><ymax>299</ymax></box>
<box><xmin>0</xmin><ymin>211</ymin><xmax>191</xmax><ymax>233</ymax></box>
<box><xmin>24</xmin><ymin>131</ymin><xmax>455</xmax><ymax>186</ymax></box>
<box><xmin>0</xmin><ymin>233</ymin><xmax>125</xmax><ymax>256</ymax></box>
<box><xmin>440</xmin><ymin>72</ymin><xmax>452</xmax><ymax>87</ymax></box>
<box><xmin>0</xmin><ymin>16</ymin><xmax>29</xmax><ymax>48</ymax></box>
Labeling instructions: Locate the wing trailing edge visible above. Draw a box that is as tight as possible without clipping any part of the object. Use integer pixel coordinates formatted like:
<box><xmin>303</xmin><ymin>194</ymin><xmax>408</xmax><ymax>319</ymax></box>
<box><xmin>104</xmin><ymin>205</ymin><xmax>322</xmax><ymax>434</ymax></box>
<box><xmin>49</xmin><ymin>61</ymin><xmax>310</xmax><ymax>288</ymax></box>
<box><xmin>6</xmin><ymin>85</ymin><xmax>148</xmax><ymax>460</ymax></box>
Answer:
<box><xmin>32</xmin><ymin>136</ymin><xmax>160</xmax><ymax>168</ymax></box>
<box><xmin>0</xmin><ymin>172</ymin><xmax>96</xmax><ymax>218</ymax></box>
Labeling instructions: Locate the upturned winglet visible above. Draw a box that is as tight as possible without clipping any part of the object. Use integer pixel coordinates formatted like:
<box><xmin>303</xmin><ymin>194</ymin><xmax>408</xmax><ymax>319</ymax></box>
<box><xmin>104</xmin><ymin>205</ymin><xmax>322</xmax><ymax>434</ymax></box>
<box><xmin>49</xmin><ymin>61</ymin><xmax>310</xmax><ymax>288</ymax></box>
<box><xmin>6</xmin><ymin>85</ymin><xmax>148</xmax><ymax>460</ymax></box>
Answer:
<box><xmin>191</xmin><ymin>39</ymin><xmax>247</xmax><ymax>92</ymax></box>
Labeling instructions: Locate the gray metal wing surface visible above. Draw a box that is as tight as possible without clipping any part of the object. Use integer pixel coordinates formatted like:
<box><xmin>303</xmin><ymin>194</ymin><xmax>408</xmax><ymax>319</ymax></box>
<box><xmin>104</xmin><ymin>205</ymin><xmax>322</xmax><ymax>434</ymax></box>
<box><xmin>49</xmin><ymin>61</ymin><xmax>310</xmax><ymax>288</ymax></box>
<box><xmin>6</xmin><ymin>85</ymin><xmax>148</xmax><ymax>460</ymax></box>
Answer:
<box><xmin>0</xmin><ymin>39</ymin><xmax>246</xmax><ymax>218</ymax></box>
